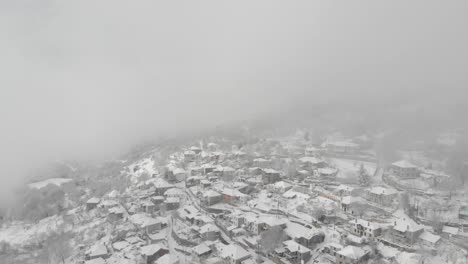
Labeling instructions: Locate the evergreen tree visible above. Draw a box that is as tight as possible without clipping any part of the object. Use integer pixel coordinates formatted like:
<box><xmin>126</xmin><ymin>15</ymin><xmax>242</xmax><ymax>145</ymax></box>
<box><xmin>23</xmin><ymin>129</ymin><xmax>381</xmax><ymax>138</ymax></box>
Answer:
<box><xmin>358</xmin><ymin>164</ymin><xmax>371</xmax><ymax>186</ymax></box>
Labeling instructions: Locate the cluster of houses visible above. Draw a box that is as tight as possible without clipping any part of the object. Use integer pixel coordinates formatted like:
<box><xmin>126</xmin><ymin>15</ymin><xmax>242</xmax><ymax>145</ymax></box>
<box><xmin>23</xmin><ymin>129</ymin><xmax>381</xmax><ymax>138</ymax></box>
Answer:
<box><xmin>75</xmin><ymin>131</ymin><xmax>468</xmax><ymax>264</ymax></box>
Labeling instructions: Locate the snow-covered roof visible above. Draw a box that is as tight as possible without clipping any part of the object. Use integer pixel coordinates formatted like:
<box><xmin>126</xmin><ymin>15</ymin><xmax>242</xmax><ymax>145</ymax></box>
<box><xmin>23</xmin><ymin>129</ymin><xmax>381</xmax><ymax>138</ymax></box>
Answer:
<box><xmin>223</xmin><ymin>166</ymin><xmax>235</xmax><ymax>172</ymax></box>
<box><xmin>263</xmin><ymin>168</ymin><xmax>279</xmax><ymax>174</ymax></box>
<box><xmin>184</xmin><ymin>150</ymin><xmax>196</xmax><ymax>155</ymax></box>
<box><xmin>200</xmin><ymin>223</ymin><xmax>220</xmax><ymax>234</ymax></box>
<box><xmin>318</xmin><ymin>167</ymin><xmax>338</xmax><ymax>175</ymax></box>
<box><xmin>442</xmin><ymin>226</ymin><xmax>459</xmax><ymax>235</ymax></box>
<box><xmin>369</xmin><ymin>186</ymin><xmax>398</xmax><ymax>196</ymax></box>
<box><xmin>87</xmin><ymin>243</ymin><xmax>108</xmax><ymax>257</ymax></box>
<box><xmin>283</xmin><ymin>240</ymin><xmax>310</xmax><ymax>254</ymax></box>
<box><xmin>337</xmin><ymin>246</ymin><xmax>367</xmax><ymax>260</ymax></box>
<box><xmin>125</xmin><ymin>236</ymin><xmax>143</xmax><ymax>244</ymax></box>
<box><xmin>87</xmin><ymin>197</ymin><xmax>101</xmax><ymax>204</ymax></box>
<box><xmin>151</xmin><ymin>178</ymin><xmax>174</xmax><ymax>189</ymax></box>
<box><xmin>140</xmin><ymin>244</ymin><xmax>167</xmax><ymax>256</ymax></box>
<box><xmin>273</xmin><ymin>181</ymin><xmax>292</xmax><ymax>189</ymax></box>
<box><xmin>155</xmin><ymin>254</ymin><xmax>179</xmax><ymax>264</ymax></box>
<box><xmin>85</xmin><ymin>258</ymin><xmax>106</xmax><ymax>264</ymax></box>
<box><xmin>164</xmin><ymin>188</ymin><xmax>184</xmax><ymax>196</ymax></box>
<box><xmin>130</xmin><ymin>213</ymin><xmax>162</xmax><ymax>227</ymax></box>
<box><xmin>222</xmin><ymin>188</ymin><xmax>247</xmax><ymax>197</ymax></box>
<box><xmin>193</xmin><ymin>243</ymin><xmax>212</xmax><ymax>255</ymax></box>
<box><xmin>112</xmin><ymin>241</ymin><xmax>130</xmax><ymax>251</ymax></box>
<box><xmin>203</xmin><ymin>189</ymin><xmax>222</xmax><ymax>198</ymax></box>
<box><xmin>285</xmin><ymin>222</ymin><xmax>323</xmax><ymax>240</ymax></box>
<box><xmin>173</xmin><ymin>168</ymin><xmax>186</xmax><ymax>175</ymax></box>
<box><xmin>218</xmin><ymin>244</ymin><xmax>251</xmax><ymax>260</ymax></box>
<box><xmin>341</xmin><ymin>196</ymin><xmax>366</xmax><ymax>205</ymax></box>
<box><xmin>392</xmin><ymin>160</ymin><xmax>418</xmax><ymax>169</ymax></box>
<box><xmin>419</xmin><ymin>231</ymin><xmax>441</xmax><ymax>244</ymax></box>
<box><xmin>299</xmin><ymin>157</ymin><xmax>324</xmax><ymax>164</ymax></box>
<box><xmin>259</xmin><ymin>216</ymin><xmax>289</xmax><ymax>227</ymax></box>
<box><xmin>165</xmin><ymin>197</ymin><xmax>180</xmax><ymax>204</ymax></box>
<box><xmin>393</xmin><ymin>217</ymin><xmax>424</xmax><ymax>233</ymax></box>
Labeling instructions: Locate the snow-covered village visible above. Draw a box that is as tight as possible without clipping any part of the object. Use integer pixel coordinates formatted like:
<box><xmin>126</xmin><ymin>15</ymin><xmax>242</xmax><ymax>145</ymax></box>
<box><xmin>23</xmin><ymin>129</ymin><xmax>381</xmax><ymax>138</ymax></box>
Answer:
<box><xmin>2</xmin><ymin>1</ymin><xmax>468</xmax><ymax>264</ymax></box>
<box><xmin>2</xmin><ymin>127</ymin><xmax>468</xmax><ymax>264</ymax></box>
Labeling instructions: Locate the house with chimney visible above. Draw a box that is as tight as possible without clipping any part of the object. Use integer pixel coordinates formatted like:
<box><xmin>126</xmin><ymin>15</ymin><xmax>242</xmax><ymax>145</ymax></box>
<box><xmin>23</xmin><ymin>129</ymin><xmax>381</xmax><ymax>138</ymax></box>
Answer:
<box><xmin>349</xmin><ymin>219</ymin><xmax>382</xmax><ymax>239</ymax></box>
<box><xmin>390</xmin><ymin>215</ymin><xmax>424</xmax><ymax>245</ymax></box>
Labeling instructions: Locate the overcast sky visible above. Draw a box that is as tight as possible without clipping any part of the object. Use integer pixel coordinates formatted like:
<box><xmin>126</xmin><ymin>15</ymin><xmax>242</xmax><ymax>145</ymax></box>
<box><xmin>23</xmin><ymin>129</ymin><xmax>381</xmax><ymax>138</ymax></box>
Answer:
<box><xmin>1</xmin><ymin>0</ymin><xmax>467</xmax><ymax>201</ymax></box>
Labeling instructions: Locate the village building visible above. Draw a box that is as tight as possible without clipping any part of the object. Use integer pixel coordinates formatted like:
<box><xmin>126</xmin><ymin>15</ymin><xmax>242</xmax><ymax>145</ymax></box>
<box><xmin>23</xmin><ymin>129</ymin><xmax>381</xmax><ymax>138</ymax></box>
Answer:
<box><xmin>282</xmin><ymin>240</ymin><xmax>312</xmax><ymax>262</ymax></box>
<box><xmin>221</xmin><ymin>188</ymin><xmax>248</xmax><ymax>204</ymax></box>
<box><xmin>391</xmin><ymin>160</ymin><xmax>420</xmax><ymax>178</ymax></box>
<box><xmin>186</xmin><ymin>176</ymin><xmax>204</xmax><ymax>187</ymax></box>
<box><xmin>334</xmin><ymin>185</ymin><xmax>356</xmax><ymax>197</ymax></box>
<box><xmin>184</xmin><ymin>150</ymin><xmax>197</xmax><ymax>162</ymax></box>
<box><xmin>200</xmin><ymin>223</ymin><xmax>220</xmax><ymax>241</ymax></box>
<box><xmin>112</xmin><ymin>241</ymin><xmax>130</xmax><ymax>252</ymax></box>
<box><xmin>164</xmin><ymin>188</ymin><xmax>184</xmax><ymax>198</ymax></box>
<box><xmin>335</xmin><ymin>245</ymin><xmax>369</xmax><ymax>264</ymax></box>
<box><xmin>164</xmin><ymin>197</ymin><xmax>180</xmax><ymax>210</ymax></box>
<box><xmin>108</xmin><ymin>206</ymin><xmax>125</xmax><ymax>221</ymax></box>
<box><xmin>203</xmin><ymin>189</ymin><xmax>223</xmax><ymax>206</ymax></box>
<box><xmin>137</xmin><ymin>200</ymin><xmax>154</xmax><ymax>214</ymax></box>
<box><xmin>349</xmin><ymin>219</ymin><xmax>381</xmax><ymax>238</ymax></box>
<box><xmin>341</xmin><ymin>196</ymin><xmax>367</xmax><ymax>215</ymax></box>
<box><xmin>317</xmin><ymin>167</ymin><xmax>338</xmax><ymax>178</ymax></box>
<box><xmin>218</xmin><ymin>244</ymin><xmax>251</xmax><ymax>264</ymax></box>
<box><xmin>390</xmin><ymin>216</ymin><xmax>424</xmax><ymax>245</ymax></box>
<box><xmin>419</xmin><ymin>231</ymin><xmax>441</xmax><ymax>247</ymax></box>
<box><xmin>299</xmin><ymin>156</ymin><xmax>327</xmax><ymax>170</ymax></box>
<box><xmin>190</xmin><ymin>146</ymin><xmax>202</xmax><ymax>154</ymax></box>
<box><xmin>86</xmin><ymin>243</ymin><xmax>109</xmax><ymax>260</ymax></box>
<box><xmin>285</xmin><ymin>222</ymin><xmax>325</xmax><ymax>248</ymax></box>
<box><xmin>200</xmin><ymin>179</ymin><xmax>212</xmax><ymax>189</ymax></box>
<box><xmin>272</xmin><ymin>181</ymin><xmax>293</xmax><ymax>193</ymax></box>
<box><xmin>155</xmin><ymin>254</ymin><xmax>179</xmax><ymax>264</ymax></box>
<box><xmin>140</xmin><ymin>244</ymin><xmax>169</xmax><ymax>264</ymax></box>
<box><xmin>192</xmin><ymin>243</ymin><xmax>212</xmax><ymax>258</ymax></box>
<box><xmin>261</xmin><ymin>169</ymin><xmax>281</xmax><ymax>184</ymax></box>
<box><xmin>130</xmin><ymin>213</ymin><xmax>165</xmax><ymax>234</ymax></box>
<box><xmin>86</xmin><ymin>197</ymin><xmax>101</xmax><ymax>211</ymax></box>
<box><xmin>366</xmin><ymin>186</ymin><xmax>398</xmax><ymax>206</ymax></box>
<box><xmin>323</xmin><ymin>243</ymin><xmax>344</xmax><ymax>258</ymax></box>
<box><xmin>152</xmin><ymin>178</ymin><xmax>175</xmax><ymax>195</ymax></box>
<box><xmin>459</xmin><ymin>205</ymin><xmax>468</xmax><ymax>220</ymax></box>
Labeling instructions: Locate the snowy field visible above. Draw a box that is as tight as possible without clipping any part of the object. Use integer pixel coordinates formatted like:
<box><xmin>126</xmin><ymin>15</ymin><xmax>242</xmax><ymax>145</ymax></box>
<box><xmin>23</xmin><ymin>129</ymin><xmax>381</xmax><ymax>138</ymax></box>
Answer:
<box><xmin>328</xmin><ymin>158</ymin><xmax>377</xmax><ymax>183</ymax></box>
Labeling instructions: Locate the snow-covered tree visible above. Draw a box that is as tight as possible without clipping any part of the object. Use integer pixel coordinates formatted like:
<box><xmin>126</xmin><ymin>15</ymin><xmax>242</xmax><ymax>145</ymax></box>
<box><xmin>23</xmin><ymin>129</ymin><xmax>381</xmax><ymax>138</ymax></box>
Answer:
<box><xmin>358</xmin><ymin>164</ymin><xmax>371</xmax><ymax>186</ymax></box>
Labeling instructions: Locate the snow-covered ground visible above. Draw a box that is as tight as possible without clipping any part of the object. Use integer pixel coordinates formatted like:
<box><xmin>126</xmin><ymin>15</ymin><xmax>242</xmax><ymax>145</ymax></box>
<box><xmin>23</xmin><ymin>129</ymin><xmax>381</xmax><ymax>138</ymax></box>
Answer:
<box><xmin>328</xmin><ymin>158</ymin><xmax>377</xmax><ymax>182</ymax></box>
<box><xmin>0</xmin><ymin>215</ymin><xmax>65</xmax><ymax>245</ymax></box>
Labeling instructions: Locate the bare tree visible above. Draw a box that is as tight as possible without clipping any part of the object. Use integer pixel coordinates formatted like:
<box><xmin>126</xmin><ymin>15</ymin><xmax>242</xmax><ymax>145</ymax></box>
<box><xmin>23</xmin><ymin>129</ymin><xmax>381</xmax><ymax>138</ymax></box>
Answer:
<box><xmin>40</xmin><ymin>232</ymin><xmax>73</xmax><ymax>264</ymax></box>
<box><xmin>258</xmin><ymin>226</ymin><xmax>287</xmax><ymax>255</ymax></box>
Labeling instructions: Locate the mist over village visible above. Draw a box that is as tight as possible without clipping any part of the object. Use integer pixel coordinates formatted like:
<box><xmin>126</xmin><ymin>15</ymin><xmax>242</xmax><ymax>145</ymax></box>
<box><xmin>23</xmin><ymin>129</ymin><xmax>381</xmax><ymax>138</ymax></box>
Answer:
<box><xmin>1</xmin><ymin>1</ymin><xmax>468</xmax><ymax>264</ymax></box>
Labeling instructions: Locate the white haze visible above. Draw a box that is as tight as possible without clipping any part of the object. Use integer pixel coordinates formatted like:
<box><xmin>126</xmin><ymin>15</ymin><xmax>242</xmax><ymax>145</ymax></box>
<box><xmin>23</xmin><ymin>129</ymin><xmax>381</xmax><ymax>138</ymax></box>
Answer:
<box><xmin>1</xmin><ymin>0</ymin><xmax>467</xmax><ymax>203</ymax></box>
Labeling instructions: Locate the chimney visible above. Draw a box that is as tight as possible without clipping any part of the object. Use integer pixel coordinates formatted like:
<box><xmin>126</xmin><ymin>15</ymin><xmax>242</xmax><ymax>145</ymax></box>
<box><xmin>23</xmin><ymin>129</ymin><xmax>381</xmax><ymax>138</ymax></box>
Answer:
<box><xmin>394</xmin><ymin>221</ymin><xmax>396</xmax><ymax>226</ymax></box>
<box><xmin>407</xmin><ymin>225</ymin><xmax>409</xmax><ymax>230</ymax></box>
<box><xmin>368</xmin><ymin>222</ymin><xmax>370</xmax><ymax>227</ymax></box>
